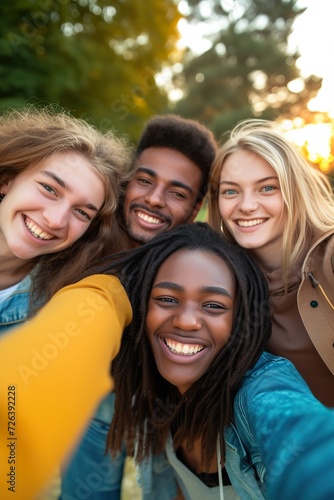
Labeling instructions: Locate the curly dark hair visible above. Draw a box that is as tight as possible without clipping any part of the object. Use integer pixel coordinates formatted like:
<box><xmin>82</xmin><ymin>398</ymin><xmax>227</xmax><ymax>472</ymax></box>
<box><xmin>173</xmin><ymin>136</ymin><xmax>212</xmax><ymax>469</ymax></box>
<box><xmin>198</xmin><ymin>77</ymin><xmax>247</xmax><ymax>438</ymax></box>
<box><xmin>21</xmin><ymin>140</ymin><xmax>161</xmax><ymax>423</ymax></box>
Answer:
<box><xmin>136</xmin><ymin>114</ymin><xmax>217</xmax><ymax>201</ymax></box>
<box><xmin>88</xmin><ymin>222</ymin><xmax>271</xmax><ymax>469</ymax></box>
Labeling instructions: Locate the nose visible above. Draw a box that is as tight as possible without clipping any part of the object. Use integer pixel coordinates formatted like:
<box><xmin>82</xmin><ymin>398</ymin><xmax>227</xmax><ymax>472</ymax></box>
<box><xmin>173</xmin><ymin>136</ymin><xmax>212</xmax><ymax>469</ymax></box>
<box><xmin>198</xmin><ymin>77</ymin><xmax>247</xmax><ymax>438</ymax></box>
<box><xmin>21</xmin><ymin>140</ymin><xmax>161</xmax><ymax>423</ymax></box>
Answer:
<box><xmin>43</xmin><ymin>204</ymin><xmax>68</xmax><ymax>229</ymax></box>
<box><xmin>172</xmin><ymin>305</ymin><xmax>202</xmax><ymax>331</ymax></box>
<box><xmin>144</xmin><ymin>185</ymin><xmax>166</xmax><ymax>208</ymax></box>
<box><xmin>238</xmin><ymin>192</ymin><xmax>258</xmax><ymax>213</ymax></box>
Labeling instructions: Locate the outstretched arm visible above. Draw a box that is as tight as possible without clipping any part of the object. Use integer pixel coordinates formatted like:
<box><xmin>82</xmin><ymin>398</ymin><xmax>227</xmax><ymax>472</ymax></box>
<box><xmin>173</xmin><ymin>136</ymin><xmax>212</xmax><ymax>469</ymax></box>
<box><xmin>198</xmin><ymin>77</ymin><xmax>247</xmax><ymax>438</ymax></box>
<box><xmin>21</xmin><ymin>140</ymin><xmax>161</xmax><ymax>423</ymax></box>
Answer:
<box><xmin>236</xmin><ymin>353</ymin><xmax>334</xmax><ymax>500</ymax></box>
<box><xmin>0</xmin><ymin>274</ymin><xmax>132</xmax><ymax>499</ymax></box>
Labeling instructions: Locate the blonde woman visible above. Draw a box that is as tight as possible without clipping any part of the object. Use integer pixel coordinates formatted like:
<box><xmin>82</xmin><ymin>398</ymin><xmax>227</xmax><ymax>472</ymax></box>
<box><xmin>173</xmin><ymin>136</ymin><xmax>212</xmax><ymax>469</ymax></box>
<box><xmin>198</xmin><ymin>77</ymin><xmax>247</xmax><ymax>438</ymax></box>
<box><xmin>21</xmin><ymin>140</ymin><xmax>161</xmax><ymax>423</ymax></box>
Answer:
<box><xmin>207</xmin><ymin>119</ymin><xmax>334</xmax><ymax>406</ymax></box>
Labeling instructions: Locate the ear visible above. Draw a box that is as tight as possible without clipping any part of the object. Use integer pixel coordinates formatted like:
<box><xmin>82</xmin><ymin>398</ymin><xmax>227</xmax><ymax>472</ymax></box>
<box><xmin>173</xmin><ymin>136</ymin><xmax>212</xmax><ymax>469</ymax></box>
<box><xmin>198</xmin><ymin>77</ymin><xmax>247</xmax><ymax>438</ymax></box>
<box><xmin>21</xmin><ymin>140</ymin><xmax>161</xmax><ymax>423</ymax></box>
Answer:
<box><xmin>0</xmin><ymin>181</ymin><xmax>12</xmax><ymax>194</ymax></box>
<box><xmin>189</xmin><ymin>200</ymin><xmax>203</xmax><ymax>223</ymax></box>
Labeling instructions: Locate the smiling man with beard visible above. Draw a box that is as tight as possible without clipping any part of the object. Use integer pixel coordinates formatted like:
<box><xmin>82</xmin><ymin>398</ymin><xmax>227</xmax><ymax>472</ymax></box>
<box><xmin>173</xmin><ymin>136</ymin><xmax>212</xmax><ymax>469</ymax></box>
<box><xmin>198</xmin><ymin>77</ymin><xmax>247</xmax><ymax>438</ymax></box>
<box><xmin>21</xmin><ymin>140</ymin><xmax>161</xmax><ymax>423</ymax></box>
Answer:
<box><xmin>121</xmin><ymin>114</ymin><xmax>217</xmax><ymax>247</ymax></box>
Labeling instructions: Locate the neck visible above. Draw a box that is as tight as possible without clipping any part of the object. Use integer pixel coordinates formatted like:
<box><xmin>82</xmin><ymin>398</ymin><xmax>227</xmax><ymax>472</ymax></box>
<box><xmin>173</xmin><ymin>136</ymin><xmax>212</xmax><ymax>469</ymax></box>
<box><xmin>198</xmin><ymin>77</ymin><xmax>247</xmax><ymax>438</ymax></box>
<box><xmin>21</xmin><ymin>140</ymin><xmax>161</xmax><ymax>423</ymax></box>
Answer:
<box><xmin>252</xmin><ymin>253</ymin><xmax>282</xmax><ymax>274</ymax></box>
<box><xmin>0</xmin><ymin>241</ymin><xmax>37</xmax><ymax>289</ymax></box>
<box><xmin>249</xmin><ymin>243</ymin><xmax>283</xmax><ymax>274</ymax></box>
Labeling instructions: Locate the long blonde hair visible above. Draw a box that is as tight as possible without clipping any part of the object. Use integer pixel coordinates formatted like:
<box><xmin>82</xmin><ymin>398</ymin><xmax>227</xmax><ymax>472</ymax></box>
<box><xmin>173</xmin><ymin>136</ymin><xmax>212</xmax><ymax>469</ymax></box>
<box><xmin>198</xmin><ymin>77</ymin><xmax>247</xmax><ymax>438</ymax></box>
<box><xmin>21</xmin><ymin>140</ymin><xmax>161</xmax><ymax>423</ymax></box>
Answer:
<box><xmin>0</xmin><ymin>106</ymin><xmax>135</xmax><ymax>304</ymax></box>
<box><xmin>208</xmin><ymin>119</ymin><xmax>334</xmax><ymax>279</ymax></box>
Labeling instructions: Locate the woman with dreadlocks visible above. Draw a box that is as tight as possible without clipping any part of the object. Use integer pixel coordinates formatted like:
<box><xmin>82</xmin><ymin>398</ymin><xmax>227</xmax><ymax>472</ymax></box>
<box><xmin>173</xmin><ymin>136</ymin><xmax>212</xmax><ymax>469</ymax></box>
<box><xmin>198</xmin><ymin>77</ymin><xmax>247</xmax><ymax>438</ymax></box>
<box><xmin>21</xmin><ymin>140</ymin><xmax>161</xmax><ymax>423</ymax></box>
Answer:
<box><xmin>1</xmin><ymin>223</ymin><xmax>334</xmax><ymax>499</ymax></box>
<box><xmin>108</xmin><ymin>222</ymin><xmax>334</xmax><ymax>500</ymax></box>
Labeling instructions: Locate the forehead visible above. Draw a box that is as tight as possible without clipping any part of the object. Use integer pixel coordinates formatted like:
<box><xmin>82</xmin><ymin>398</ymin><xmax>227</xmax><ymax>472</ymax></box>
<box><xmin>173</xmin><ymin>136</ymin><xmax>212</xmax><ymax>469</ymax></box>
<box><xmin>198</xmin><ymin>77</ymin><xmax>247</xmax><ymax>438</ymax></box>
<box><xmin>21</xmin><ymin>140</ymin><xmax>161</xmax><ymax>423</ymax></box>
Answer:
<box><xmin>12</xmin><ymin>152</ymin><xmax>104</xmax><ymax>205</ymax></box>
<box><xmin>221</xmin><ymin>149</ymin><xmax>276</xmax><ymax>181</ymax></box>
<box><xmin>137</xmin><ymin>147</ymin><xmax>203</xmax><ymax>191</ymax></box>
<box><xmin>153</xmin><ymin>248</ymin><xmax>236</xmax><ymax>297</ymax></box>
<box><xmin>23</xmin><ymin>152</ymin><xmax>93</xmax><ymax>177</ymax></box>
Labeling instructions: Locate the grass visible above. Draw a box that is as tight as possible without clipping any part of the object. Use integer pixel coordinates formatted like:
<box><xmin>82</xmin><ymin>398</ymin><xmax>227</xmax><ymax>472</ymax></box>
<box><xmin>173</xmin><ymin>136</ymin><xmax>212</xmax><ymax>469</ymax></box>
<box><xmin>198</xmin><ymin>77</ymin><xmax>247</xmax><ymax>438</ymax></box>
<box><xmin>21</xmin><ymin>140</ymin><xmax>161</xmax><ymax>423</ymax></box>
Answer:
<box><xmin>121</xmin><ymin>458</ymin><xmax>142</xmax><ymax>499</ymax></box>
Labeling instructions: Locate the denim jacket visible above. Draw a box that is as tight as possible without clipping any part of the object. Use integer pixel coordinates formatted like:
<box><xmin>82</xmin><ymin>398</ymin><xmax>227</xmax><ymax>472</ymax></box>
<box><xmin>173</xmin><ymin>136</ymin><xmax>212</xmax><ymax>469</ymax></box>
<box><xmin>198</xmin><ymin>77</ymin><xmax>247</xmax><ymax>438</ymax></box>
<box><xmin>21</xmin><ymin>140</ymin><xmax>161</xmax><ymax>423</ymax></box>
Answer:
<box><xmin>139</xmin><ymin>352</ymin><xmax>334</xmax><ymax>500</ymax></box>
<box><xmin>0</xmin><ymin>275</ymin><xmax>32</xmax><ymax>335</ymax></box>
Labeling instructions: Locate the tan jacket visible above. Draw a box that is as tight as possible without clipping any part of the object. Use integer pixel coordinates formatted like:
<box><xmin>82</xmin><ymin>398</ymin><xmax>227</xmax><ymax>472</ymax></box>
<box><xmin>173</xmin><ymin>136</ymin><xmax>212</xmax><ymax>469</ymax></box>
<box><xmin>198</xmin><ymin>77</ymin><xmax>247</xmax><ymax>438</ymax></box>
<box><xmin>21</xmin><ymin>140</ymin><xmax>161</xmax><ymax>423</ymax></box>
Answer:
<box><xmin>266</xmin><ymin>230</ymin><xmax>334</xmax><ymax>406</ymax></box>
<box><xmin>298</xmin><ymin>231</ymin><xmax>334</xmax><ymax>375</ymax></box>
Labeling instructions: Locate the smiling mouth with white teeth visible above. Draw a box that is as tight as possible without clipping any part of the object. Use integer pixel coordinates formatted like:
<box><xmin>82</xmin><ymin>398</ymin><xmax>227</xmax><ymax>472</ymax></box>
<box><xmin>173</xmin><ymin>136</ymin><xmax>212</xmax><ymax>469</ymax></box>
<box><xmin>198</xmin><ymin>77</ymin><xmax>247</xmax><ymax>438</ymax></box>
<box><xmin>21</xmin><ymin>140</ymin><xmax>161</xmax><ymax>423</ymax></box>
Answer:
<box><xmin>164</xmin><ymin>338</ymin><xmax>205</xmax><ymax>356</ymax></box>
<box><xmin>136</xmin><ymin>210</ymin><xmax>164</xmax><ymax>225</ymax></box>
<box><xmin>237</xmin><ymin>218</ymin><xmax>266</xmax><ymax>227</ymax></box>
<box><xmin>25</xmin><ymin>217</ymin><xmax>54</xmax><ymax>240</ymax></box>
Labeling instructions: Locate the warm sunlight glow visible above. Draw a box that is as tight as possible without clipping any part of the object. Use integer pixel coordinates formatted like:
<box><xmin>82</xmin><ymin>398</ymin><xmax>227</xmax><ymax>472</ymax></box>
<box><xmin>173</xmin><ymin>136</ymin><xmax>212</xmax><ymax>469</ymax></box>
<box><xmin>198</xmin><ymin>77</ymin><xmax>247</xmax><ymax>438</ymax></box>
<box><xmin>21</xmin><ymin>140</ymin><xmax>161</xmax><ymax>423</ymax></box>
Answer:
<box><xmin>283</xmin><ymin>122</ymin><xmax>333</xmax><ymax>173</ymax></box>
<box><xmin>175</xmin><ymin>0</ymin><xmax>334</xmax><ymax>173</ymax></box>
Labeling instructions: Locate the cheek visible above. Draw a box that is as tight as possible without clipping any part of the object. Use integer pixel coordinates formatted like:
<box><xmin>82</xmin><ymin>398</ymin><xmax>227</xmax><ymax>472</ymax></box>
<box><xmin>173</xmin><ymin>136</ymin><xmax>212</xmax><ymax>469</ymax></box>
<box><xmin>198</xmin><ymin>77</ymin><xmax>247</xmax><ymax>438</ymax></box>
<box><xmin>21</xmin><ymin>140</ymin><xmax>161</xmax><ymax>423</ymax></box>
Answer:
<box><xmin>123</xmin><ymin>186</ymin><xmax>134</xmax><ymax>206</ymax></box>
<box><xmin>218</xmin><ymin>197</ymin><xmax>226</xmax><ymax>216</ymax></box>
<box><xmin>145</xmin><ymin>309</ymin><xmax>155</xmax><ymax>337</ymax></box>
<box><xmin>68</xmin><ymin>220</ymin><xmax>91</xmax><ymax>241</ymax></box>
<box><xmin>170</xmin><ymin>202</ymin><xmax>195</xmax><ymax>222</ymax></box>
<box><xmin>218</xmin><ymin>199</ymin><xmax>232</xmax><ymax>225</ymax></box>
<box><xmin>213</xmin><ymin>317</ymin><xmax>233</xmax><ymax>347</ymax></box>
<box><xmin>146</xmin><ymin>307</ymin><xmax>170</xmax><ymax>336</ymax></box>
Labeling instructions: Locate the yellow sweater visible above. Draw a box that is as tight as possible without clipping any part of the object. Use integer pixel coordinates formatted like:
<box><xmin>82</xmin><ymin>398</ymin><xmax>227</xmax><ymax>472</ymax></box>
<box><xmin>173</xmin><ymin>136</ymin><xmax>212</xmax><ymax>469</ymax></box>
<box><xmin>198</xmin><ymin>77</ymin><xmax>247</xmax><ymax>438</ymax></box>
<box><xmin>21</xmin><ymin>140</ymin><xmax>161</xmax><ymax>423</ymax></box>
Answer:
<box><xmin>0</xmin><ymin>274</ymin><xmax>132</xmax><ymax>499</ymax></box>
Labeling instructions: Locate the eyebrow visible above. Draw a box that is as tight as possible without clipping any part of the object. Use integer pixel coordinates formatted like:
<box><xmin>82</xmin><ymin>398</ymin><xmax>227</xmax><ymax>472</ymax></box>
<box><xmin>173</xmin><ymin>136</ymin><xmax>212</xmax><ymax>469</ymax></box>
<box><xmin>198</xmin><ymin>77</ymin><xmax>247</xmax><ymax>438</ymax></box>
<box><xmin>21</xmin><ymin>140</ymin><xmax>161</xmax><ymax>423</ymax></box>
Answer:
<box><xmin>220</xmin><ymin>176</ymin><xmax>278</xmax><ymax>186</ymax></box>
<box><xmin>136</xmin><ymin>167</ymin><xmax>195</xmax><ymax>195</ymax></box>
<box><xmin>41</xmin><ymin>170</ymin><xmax>99</xmax><ymax>212</ymax></box>
<box><xmin>42</xmin><ymin>170</ymin><xmax>68</xmax><ymax>189</ymax></box>
<box><xmin>152</xmin><ymin>281</ymin><xmax>233</xmax><ymax>298</ymax></box>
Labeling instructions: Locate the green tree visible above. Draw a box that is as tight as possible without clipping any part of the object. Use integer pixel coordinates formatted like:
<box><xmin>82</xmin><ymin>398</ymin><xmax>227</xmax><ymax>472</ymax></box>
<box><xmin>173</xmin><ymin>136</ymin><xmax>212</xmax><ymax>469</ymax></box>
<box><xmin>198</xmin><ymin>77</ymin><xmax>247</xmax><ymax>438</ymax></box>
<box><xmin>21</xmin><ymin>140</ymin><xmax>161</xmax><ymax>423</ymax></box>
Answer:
<box><xmin>0</xmin><ymin>0</ymin><xmax>182</xmax><ymax>141</ymax></box>
<box><xmin>173</xmin><ymin>0</ymin><xmax>322</xmax><ymax>137</ymax></box>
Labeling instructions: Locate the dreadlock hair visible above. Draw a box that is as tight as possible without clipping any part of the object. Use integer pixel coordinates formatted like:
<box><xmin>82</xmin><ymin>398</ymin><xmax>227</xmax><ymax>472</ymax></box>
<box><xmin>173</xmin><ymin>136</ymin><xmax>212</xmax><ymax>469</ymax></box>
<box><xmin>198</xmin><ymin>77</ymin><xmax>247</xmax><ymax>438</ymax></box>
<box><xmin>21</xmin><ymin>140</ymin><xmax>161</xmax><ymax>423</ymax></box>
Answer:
<box><xmin>89</xmin><ymin>222</ymin><xmax>271</xmax><ymax>470</ymax></box>
<box><xmin>136</xmin><ymin>114</ymin><xmax>217</xmax><ymax>202</ymax></box>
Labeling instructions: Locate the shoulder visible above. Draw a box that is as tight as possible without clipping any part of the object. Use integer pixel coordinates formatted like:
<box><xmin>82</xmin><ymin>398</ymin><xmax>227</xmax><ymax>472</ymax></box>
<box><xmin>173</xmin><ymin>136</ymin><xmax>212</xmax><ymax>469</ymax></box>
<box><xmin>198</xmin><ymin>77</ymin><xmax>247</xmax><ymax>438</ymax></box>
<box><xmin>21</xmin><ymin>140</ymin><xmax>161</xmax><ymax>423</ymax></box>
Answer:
<box><xmin>238</xmin><ymin>352</ymin><xmax>310</xmax><ymax>401</ymax></box>
<box><xmin>244</xmin><ymin>351</ymin><xmax>298</xmax><ymax>379</ymax></box>
<box><xmin>303</xmin><ymin>231</ymin><xmax>334</xmax><ymax>266</ymax></box>
<box><xmin>65</xmin><ymin>273</ymin><xmax>122</xmax><ymax>289</ymax></box>
<box><xmin>56</xmin><ymin>274</ymin><xmax>126</xmax><ymax>298</ymax></box>
<box><xmin>53</xmin><ymin>274</ymin><xmax>132</xmax><ymax>326</ymax></box>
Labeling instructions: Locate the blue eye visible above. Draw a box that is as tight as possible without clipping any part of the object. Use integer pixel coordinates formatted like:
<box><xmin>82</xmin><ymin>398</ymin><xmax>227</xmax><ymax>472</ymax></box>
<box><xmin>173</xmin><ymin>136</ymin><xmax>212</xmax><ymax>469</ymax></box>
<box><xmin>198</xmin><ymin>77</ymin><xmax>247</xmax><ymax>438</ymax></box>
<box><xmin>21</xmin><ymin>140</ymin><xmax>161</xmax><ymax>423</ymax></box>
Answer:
<box><xmin>40</xmin><ymin>183</ymin><xmax>56</xmax><ymax>195</ymax></box>
<box><xmin>222</xmin><ymin>189</ymin><xmax>237</xmax><ymax>196</ymax></box>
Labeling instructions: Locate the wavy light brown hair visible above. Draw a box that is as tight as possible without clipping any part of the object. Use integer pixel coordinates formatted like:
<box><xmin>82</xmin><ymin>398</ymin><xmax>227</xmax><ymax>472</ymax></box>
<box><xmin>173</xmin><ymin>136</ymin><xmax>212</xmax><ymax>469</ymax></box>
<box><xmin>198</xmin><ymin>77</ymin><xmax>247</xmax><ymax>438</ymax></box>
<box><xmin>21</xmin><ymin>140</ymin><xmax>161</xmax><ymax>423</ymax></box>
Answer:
<box><xmin>0</xmin><ymin>106</ymin><xmax>134</xmax><ymax>305</ymax></box>
<box><xmin>208</xmin><ymin>119</ymin><xmax>334</xmax><ymax>282</ymax></box>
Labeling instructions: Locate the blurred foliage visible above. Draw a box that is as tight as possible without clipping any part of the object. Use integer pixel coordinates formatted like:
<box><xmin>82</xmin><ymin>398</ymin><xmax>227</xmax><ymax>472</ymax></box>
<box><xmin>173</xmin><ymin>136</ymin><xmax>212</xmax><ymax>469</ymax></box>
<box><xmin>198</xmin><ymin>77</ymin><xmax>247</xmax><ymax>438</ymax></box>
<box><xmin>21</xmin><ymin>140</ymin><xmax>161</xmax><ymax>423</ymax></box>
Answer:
<box><xmin>0</xmin><ymin>0</ymin><xmax>329</xmax><ymax>157</ymax></box>
<box><xmin>172</xmin><ymin>0</ymin><xmax>322</xmax><ymax>139</ymax></box>
<box><xmin>0</xmin><ymin>0</ymin><xmax>182</xmax><ymax>142</ymax></box>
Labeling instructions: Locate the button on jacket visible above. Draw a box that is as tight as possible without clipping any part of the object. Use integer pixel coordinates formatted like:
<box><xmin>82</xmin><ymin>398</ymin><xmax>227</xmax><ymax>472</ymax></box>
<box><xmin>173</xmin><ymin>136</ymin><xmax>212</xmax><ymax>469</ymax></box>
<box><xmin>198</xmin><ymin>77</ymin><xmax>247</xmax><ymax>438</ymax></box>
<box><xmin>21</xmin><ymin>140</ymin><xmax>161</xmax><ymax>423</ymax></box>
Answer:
<box><xmin>297</xmin><ymin>231</ymin><xmax>334</xmax><ymax>375</ymax></box>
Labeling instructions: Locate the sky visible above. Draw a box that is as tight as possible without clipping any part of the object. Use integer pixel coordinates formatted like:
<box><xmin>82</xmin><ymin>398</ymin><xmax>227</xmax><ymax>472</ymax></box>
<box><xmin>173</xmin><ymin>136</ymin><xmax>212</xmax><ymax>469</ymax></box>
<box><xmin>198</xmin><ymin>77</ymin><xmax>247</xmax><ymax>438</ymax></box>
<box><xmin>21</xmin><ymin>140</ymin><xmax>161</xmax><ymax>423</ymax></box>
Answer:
<box><xmin>289</xmin><ymin>0</ymin><xmax>334</xmax><ymax>115</ymax></box>
<box><xmin>178</xmin><ymin>0</ymin><xmax>334</xmax><ymax>116</ymax></box>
